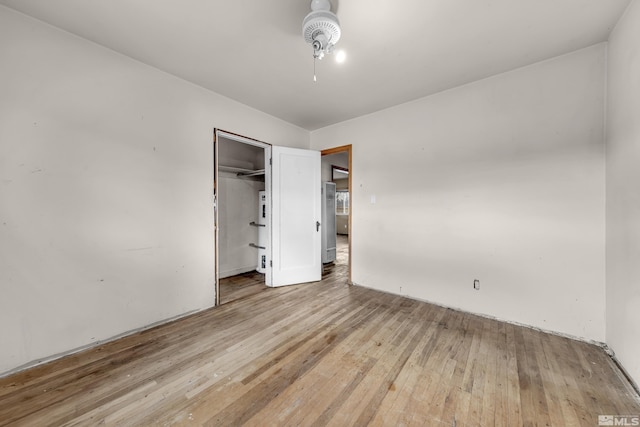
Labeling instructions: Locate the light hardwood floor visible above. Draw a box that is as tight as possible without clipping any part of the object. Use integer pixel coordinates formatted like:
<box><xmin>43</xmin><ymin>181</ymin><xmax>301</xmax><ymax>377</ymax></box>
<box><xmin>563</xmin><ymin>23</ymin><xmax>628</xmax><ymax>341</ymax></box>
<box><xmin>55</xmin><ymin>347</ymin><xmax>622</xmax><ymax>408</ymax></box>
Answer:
<box><xmin>219</xmin><ymin>271</ymin><xmax>268</xmax><ymax>306</ymax></box>
<box><xmin>220</xmin><ymin>235</ymin><xmax>350</xmax><ymax>306</ymax></box>
<box><xmin>1</xmin><ymin>235</ymin><xmax>638</xmax><ymax>426</ymax></box>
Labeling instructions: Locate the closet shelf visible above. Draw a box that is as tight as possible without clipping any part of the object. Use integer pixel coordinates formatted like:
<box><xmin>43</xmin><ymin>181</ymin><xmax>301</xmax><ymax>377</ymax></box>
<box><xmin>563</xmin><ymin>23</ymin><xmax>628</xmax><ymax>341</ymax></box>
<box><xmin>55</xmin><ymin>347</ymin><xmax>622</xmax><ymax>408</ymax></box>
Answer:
<box><xmin>219</xmin><ymin>165</ymin><xmax>265</xmax><ymax>177</ymax></box>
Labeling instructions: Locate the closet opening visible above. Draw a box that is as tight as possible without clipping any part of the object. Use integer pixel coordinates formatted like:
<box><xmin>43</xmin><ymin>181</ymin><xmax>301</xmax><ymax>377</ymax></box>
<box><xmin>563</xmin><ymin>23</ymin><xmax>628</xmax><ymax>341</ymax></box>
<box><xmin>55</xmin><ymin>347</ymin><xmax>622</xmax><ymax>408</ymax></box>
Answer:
<box><xmin>214</xmin><ymin>130</ymin><xmax>271</xmax><ymax>306</ymax></box>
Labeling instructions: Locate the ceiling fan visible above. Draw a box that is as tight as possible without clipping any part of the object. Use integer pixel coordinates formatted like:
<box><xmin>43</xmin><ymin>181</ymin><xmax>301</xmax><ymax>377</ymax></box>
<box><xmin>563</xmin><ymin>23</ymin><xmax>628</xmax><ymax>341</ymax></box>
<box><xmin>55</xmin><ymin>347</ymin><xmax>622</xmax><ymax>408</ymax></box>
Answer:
<box><xmin>302</xmin><ymin>0</ymin><xmax>342</xmax><ymax>81</ymax></box>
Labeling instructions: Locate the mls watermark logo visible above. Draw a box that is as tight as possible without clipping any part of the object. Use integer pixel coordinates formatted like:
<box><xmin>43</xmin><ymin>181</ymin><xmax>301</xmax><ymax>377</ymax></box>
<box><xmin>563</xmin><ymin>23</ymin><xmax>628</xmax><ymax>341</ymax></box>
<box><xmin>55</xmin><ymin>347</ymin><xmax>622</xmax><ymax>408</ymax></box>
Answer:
<box><xmin>599</xmin><ymin>415</ymin><xmax>640</xmax><ymax>426</ymax></box>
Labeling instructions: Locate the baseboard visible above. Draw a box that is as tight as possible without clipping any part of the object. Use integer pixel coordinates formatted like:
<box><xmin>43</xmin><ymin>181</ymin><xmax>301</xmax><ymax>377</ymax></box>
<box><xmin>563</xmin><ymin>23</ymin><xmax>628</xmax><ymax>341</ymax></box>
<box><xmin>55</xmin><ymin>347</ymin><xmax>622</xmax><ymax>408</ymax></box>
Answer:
<box><xmin>219</xmin><ymin>266</ymin><xmax>257</xmax><ymax>279</ymax></box>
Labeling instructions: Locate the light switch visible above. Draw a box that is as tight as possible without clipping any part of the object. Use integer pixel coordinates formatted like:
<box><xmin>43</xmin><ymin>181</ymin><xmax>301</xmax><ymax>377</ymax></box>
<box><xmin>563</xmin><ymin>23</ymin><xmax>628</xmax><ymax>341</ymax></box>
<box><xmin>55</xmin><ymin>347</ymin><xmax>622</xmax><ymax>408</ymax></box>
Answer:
<box><xmin>370</xmin><ymin>194</ymin><xmax>376</xmax><ymax>204</ymax></box>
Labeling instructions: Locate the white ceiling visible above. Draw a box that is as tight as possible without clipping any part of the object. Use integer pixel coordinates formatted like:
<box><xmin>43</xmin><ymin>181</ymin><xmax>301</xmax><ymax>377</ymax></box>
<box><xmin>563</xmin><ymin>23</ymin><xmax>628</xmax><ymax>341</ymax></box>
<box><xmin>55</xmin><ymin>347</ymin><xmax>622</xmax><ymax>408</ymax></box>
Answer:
<box><xmin>0</xmin><ymin>0</ymin><xmax>632</xmax><ymax>130</ymax></box>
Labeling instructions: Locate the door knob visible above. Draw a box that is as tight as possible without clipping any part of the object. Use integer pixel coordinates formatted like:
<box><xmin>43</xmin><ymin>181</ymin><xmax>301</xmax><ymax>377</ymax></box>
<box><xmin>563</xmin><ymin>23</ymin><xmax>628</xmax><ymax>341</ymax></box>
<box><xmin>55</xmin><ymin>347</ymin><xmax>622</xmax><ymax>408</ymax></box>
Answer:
<box><xmin>316</xmin><ymin>221</ymin><xmax>321</xmax><ymax>231</ymax></box>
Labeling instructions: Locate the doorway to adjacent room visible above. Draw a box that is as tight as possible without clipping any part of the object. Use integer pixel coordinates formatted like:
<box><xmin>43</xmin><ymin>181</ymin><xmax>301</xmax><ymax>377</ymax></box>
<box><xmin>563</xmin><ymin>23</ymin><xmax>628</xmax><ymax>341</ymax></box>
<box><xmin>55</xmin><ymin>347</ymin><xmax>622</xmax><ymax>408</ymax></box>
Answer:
<box><xmin>320</xmin><ymin>145</ymin><xmax>352</xmax><ymax>284</ymax></box>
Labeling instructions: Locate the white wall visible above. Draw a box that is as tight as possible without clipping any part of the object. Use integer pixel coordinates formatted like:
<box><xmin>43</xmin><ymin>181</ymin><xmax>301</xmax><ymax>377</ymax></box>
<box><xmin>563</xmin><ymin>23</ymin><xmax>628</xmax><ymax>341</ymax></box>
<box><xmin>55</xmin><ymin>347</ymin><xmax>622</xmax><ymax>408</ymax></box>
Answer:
<box><xmin>0</xmin><ymin>6</ymin><xmax>308</xmax><ymax>375</ymax></box>
<box><xmin>606</xmin><ymin>0</ymin><xmax>640</xmax><ymax>386</ymax></box>
<box><xmin>311</xmin><ymin>45</ymin><xmax>607</xmax><ymax>341</ymax></box>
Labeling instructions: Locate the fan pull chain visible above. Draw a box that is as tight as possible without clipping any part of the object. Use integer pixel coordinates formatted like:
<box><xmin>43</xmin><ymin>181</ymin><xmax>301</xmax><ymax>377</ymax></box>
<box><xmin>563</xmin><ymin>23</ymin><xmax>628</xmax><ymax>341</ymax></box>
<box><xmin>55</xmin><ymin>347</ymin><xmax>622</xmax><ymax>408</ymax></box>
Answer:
<box><xmin>313</xmin><ymin>57</ymin><xmax>317</xmax><ymax>82</ymax></box>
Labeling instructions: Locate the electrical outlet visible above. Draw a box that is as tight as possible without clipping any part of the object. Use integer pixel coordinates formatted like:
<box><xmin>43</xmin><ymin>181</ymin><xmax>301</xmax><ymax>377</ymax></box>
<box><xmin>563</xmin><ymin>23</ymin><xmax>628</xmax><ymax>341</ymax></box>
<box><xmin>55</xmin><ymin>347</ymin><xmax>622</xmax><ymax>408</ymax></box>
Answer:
<box><xmin>473</xmin><ymin>279</ymin><xmax>480</xmax><ymax>290</ymax></box>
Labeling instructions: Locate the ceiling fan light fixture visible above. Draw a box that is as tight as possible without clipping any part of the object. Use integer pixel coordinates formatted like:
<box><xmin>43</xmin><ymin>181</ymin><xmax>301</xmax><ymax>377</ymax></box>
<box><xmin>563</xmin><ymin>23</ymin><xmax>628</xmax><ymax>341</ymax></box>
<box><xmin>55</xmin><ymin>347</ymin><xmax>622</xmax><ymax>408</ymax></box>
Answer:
<box><xmin>302</xmin><ymin>0</ymin><xmax>341</xmax><ymax>80</ymax></box>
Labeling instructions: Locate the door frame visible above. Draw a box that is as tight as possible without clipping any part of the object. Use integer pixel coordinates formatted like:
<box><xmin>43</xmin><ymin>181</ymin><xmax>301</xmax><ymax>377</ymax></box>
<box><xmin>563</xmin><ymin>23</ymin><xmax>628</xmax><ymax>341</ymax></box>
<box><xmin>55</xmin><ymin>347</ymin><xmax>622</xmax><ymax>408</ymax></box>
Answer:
<box><xmin>321</xmin><ymin>144</ymin><xmax>352</xmax><ymax>285</ymax></box>
<box><xmin>213</xmin><ymin>129</ymin><xmax>272</xmax><ymax>306</ymax></box>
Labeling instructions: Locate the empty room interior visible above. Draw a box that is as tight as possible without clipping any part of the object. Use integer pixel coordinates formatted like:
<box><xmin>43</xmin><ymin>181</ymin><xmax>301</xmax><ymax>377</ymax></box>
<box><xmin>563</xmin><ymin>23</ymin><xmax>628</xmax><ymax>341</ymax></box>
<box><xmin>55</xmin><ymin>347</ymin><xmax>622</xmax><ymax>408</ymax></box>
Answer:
<box><xmin>1</xmin><ymin>0</ymin><xmax>640</xmax><ymax>425</ymax></box>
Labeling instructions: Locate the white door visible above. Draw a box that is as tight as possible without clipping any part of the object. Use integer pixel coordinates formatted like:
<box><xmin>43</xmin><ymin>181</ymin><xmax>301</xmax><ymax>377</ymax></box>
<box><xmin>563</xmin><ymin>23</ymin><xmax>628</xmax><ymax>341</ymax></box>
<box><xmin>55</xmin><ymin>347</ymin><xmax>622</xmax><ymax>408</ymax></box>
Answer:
<box><xmin>271</xmin><ymin>146</ymin><xmax>321</xmax><ymax>287</ymax></box>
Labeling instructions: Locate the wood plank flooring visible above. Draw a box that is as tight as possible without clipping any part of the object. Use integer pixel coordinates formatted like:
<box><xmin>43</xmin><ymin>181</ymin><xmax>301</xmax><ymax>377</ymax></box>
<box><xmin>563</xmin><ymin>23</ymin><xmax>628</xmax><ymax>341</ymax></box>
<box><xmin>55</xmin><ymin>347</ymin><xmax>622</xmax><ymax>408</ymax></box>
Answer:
<box><xmin>219</xmin><ymin>235</ymin><xmax>350</xmax><ymax>306</ymax></box>
<box><xmin>1</xmin><ymin>237</ymin><xmax>638</xmax><ymax>426</ymax></box>
<box><xmin>219</xmin><ymin>271</ymin><xmax>268</xmax><ymax>305</ymax></box>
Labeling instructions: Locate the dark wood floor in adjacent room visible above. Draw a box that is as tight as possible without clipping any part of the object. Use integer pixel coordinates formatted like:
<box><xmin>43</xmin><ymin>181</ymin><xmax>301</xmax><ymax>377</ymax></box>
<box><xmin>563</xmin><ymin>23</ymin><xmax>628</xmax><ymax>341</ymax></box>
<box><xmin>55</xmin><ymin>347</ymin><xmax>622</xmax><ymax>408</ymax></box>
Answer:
<box><xmin>1</xmin><ymin>234</ymin><xmax>638</xmax><ymax>426</ymax></box>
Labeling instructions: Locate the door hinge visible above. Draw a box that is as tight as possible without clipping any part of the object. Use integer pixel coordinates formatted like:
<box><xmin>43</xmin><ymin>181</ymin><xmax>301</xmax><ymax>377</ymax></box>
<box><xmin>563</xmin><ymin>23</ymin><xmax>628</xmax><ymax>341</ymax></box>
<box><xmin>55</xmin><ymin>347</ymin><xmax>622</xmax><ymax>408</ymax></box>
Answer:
<box><xmin>270</xmin><ymin>260</ymin><xmax>273</xmax><ymax>267</ymax></box>
<box><xmin>269</xmin><ymin>158</ymin><xmax>272</xmax><ymax>165</ymax></box>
